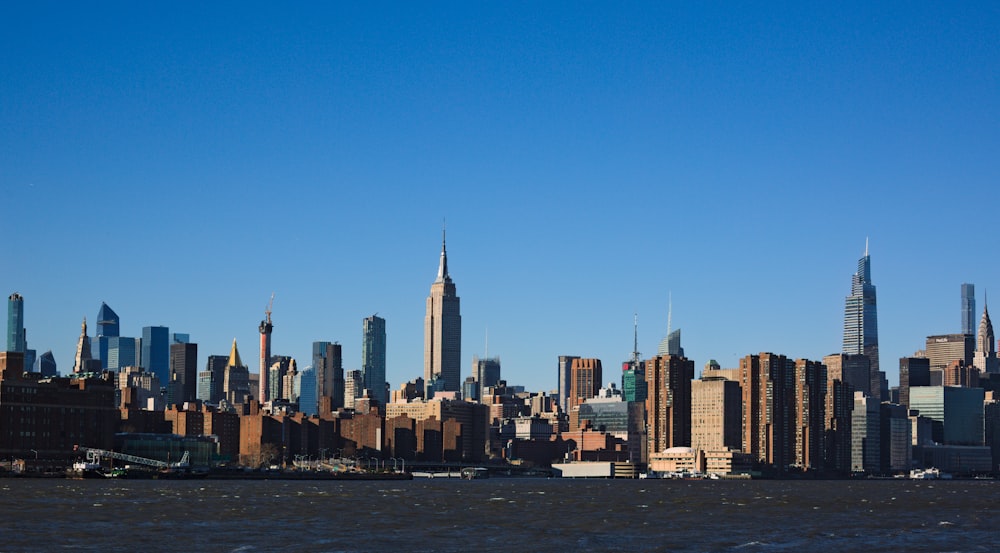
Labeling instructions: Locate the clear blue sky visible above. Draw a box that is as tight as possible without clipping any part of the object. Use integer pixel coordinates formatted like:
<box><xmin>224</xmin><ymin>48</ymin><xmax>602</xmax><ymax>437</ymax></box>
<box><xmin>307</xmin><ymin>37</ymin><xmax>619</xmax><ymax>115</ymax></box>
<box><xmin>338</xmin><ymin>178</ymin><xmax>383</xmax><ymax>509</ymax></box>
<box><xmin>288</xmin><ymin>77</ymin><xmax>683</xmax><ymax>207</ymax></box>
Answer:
<box><xmin>3</xmin><ymin>3</ymin><xmax>998</xmax><ymax>392</ymax></box>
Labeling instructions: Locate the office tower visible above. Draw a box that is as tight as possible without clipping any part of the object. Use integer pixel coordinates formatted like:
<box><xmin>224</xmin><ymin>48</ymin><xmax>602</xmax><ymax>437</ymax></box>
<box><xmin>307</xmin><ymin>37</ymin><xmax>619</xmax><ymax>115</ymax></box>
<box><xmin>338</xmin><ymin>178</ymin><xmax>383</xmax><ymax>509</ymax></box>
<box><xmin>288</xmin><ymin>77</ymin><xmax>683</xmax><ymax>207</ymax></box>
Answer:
<box><xmin>851</xmin><ymin>391</ymin><xmax>880</xmax><ymax>473</ymax></box>
<box><xmin>568</xmin><ymin>358</ymin><xmax>602</xmax><ymax>413</ymax></box>
<box><xmin>297</xmin><ymin>366</ymin><xmax>316</xmax><ymax>416</ymax></box>
<box><xmin>656</xmin><ymin>297</ymin><xmax>684</xmax><ymax>357</ymax></box>
<box><xmin>362</xmin><ymin>314</ymin><xmax>387</xmax><ymax>406</ymax></box>
<box><xmin>107</xmin><ymin>336</ymin><xmax>141</xmax><ymax>372</ymax></box>
<box><xmin>424</xmin><ymin>231</ymin><xmax>461</xmax><ymax>393</ymax></box>
<box><xmin>880</xmin><ymin>403</ymin><xmax>911</xmax><ymax>474</ymax></box>
<box><xmin>259</xmin><ymin>297</ymin><xmax>274</xmax><ymax>404</ymax></box>
<box><xmin>73</xmin><ymin>317</ymin><xmax>93</xmax><ymax>373</ymax></box>
<box><xmin>141</xmin><ymin>326</ymin><xmax>169</xmax><ymax>384</ymax></box>
<box><xmin>909</xmin><ymin>386</ymin><xmax>985</xmax><ymax>445</ymax></box>
<box><xmin>314</xmin><ymin>341</ymin><xmax>344</xmax><ymax>415</ymax></box>
<box><xmin>925</xmin><ymin>334</ymin><xmax>975</xmax><ymax>372</ymax></box>
<box><xmin>282</xmin><ymin>359</ymin><xmax>298</xmax><ymax>404</ymax></box>
<box><xmin>462</xmin><ymin>376</ymin><xmax>479</xmax><ymax>402</ymax></box>
<box><xmin>843</xmin><ymin>241</ymin><xmax>881</xmax><ymax>400</ymax></box>
<box><xmin>93</xmin><ymin>302</ymin><xmax>120</xmax><ymax>370</ymax></box>
<box><xmin>973</xmin><ymin>302</ymin><xmax>998</xmax><ymax>373</ymax></box>
<box><xmin>557</xmin><ymin>355</ymin><xmax>579</xmax><ymax>413</ymax></box>
<box><xmin>34</xmin><ymin>350</ymin><xmax>57</xmax><ymax>377</ymax></box>
<box><xmin>222</xmin><ymin>339</ymin><xmax>250</xmax><ymax>405</ymax></box>
<box><xmin>691</xmin><ymin>377</ymin><xmax>741</xmax><ymax>451</ymax></box>
<box><xmin>168</xmin><ymin>342</ymin><xmax>198</xmax><ymax>405</ymax></box>
<box><xmin>171</xmin><ymin>333</ymin><xmax>190</xmax><ymax>344</ymax></box>
<box><xmin>792</xmin><ymin>359</ymin><xmax>827</xmax><ymax>470</ymax></box>
<box><xmin>473</xmin><ymin>355</ymin><xmax>500</xmax><ymax>402</ymax></box>
<box><xmin>962</xmin><ymin>283</ymin><xmax>976</xmax><ymax>335</ymax></box>
<box><xmin>344</xmin><ymin>369</ymin><xmax>363</xmax><ymax>409</ymax></box>
<box><xmin>199</xmin><ymin>354</ymin><xmax>228</xmax><ymax>404</ymax></box>
<box><xmin>622</xmin><ymin>364</ymin><xmax>648</xmax><ymax>403</ymax></box>
<box><xmin>268</xmin><ymin>355</ymin><xmax>294</xmax><ymax>401</ymax></box>
<box><xmin>740</xmin><ymin>352</ymin><xmax>793</xmax><ymax>468</ymax></box>
<box><xmin>899</xmin><ymin>357</ymin><xmax>931</xmax><ymax>411</ymax></box>
<box><xmin>646</xmin><ymin>354</ymin><xmax>694</xmax><ymax>454</ymax></box>
<box><xmin>7</xmin><ymin>293</ymin><xmax>26</xmax><ymax>353</ymax></box>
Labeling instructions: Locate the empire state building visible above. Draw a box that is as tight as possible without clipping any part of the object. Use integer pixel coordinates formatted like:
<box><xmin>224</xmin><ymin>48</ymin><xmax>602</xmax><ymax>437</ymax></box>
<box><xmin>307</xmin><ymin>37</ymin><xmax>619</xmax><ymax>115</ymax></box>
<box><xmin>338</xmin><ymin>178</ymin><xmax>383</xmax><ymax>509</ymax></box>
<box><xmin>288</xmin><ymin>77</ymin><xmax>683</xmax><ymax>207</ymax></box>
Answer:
<box><xmin>424</xmin><ymin>231</ymin><xmax>461</xmax><ymax>393</ymax></box>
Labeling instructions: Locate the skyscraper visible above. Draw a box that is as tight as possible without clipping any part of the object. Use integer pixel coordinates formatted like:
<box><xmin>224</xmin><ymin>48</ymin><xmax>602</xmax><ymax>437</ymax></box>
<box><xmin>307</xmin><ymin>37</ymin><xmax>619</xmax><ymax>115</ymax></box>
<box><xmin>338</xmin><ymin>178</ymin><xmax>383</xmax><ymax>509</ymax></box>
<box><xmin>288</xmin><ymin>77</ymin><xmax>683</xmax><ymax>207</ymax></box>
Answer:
<box><xmin>314</xmin><ymin>341</ymin><xmax>344</xmax><ymax>415</ymax></box>
<box><xmin>473</xmin><ymin>355</ymin><xmax>501</xmax><ymax>401</ymax></box>
<box><xmin>362</xmin><ymin>314</ymin><xmax>387</xmax><ymax>406</ymax></box>
<box><xmin>961</xmin><ymin>283</ymin><xmax>976</xmax><ymax>336</ymax></box>
<box><xmin>7</xmin><ymin>293</ymin><xmax>25</xmax><ymax>353</ymax></box>
<box><xmin>973</xmin><ymin>301</ymin><xmax>997</xmax><ymax>374</ymax></box>
<box><xmin>843</xmin><ymin>241</ymin><xmax>880</xmax><ymax>400</ymax></box>
<box><xmin>169</xmin><ymin>341</ymin><xmax>198</xmax><ymax>405</ymax></box>
<box><xmin>259</xmin><ymin>297</ymin><xmax>274</xmax><ymax>404</ymax></box>
<box><xmin>568</xmin><ymin>358</ymin><xmax>602</xmax><ymax>412</ymax></box>
<box><xmin>73</xmin><ymin>317</ymin><xmax>94</xmax><ymax>373</ymax></box>
<box><xmin>222</xmin><ymin>339</ymin><xmax>250</xmax><ymax>405</ymax></box>
<box><xmin>424</xmin><ymin>230</ymin><xmax>461</xmax><ymax>393</ymax></box>
<box><xmin>656</xmin><ymin>298</ymin><xmax>684</xmax><ymax>357</ymax></box>
<box><xmin>141</xmin><ymin>326</ymin><xmax>170</xmax><ymax>384</ymax></box>
<box><xmin>646</xmin><ymin>354</ymin><xmax>694</xmax><ymax>454</ymax></box>
<box><xmin>93</xmin><ymin>302</ymin><xmax>120</xmax><ymax>370</ymax></box>
<box><xmin>557</xmin><ymin>355</ymin><xmax>580</xmax><ymax>413</ymax></box>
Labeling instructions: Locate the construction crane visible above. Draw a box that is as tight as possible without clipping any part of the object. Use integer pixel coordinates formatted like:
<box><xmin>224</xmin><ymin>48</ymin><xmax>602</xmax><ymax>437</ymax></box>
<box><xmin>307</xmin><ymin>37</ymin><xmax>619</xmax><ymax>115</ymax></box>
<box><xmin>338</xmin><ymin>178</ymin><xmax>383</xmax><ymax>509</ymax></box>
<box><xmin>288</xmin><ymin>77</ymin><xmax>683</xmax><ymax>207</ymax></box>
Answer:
<box><xmin>76</xmin><ymin>446</ymin><xmax>190</xmax><ymax>469</ymax></box>
<box><xmin>265</xmin><ymin>292</ymin><xmax>274</xmax><ymax>324</ymax></box>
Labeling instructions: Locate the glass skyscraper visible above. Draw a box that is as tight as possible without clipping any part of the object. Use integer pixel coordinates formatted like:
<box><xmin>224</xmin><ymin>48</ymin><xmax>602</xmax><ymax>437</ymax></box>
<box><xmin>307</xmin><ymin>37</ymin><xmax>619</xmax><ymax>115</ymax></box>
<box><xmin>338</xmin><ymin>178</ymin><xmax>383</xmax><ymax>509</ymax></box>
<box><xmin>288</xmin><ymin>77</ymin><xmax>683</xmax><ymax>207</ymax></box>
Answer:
<box><xmin>7</xmin><ymin>293</ymin><xmax>25</xmax><ymax>353</ymax></box>
<box><xmin>142</xmin><ymin>326</ymin><xmax>170</xmax><ymax>384</ymax></box>
<box><xmin>94</xmin><ymin>302</ymin><xmax>120</xmax><ymax>370</ymax></box>
<box><xmin>843</xmin><ymin>242</ymin><xmax>880</xmax><ymax>399</ymax></box>
<box><xmin>362</xmin><ymin>314</ymin><xmax>387</xmax><ymax>406</ymax></box>
<box><xmin>961</xmin><ymin>283</ymin><xmax>976</xmax><ymax>336</ymax></box>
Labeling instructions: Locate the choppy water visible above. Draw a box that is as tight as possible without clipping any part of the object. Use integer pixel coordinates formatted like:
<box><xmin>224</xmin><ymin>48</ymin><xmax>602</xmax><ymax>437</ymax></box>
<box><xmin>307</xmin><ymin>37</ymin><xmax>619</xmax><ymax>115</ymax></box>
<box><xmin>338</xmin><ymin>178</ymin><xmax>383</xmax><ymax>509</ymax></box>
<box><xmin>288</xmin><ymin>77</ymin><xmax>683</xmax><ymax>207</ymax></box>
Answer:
<box><xmin>0</xmin><ymin>478</ymin><xmax>995</xmax><ymax>552</ymax></box>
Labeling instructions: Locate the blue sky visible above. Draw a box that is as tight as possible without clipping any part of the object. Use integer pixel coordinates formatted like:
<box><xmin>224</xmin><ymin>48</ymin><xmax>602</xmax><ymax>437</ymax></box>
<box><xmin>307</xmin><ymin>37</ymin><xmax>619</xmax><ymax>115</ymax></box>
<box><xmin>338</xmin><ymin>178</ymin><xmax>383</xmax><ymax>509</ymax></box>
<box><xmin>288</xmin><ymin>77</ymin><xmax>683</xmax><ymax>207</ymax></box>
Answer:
<box><xmin>3</xmin><ymin>2</ymin><xmax>999</xmax><ymax>392</ymax></box>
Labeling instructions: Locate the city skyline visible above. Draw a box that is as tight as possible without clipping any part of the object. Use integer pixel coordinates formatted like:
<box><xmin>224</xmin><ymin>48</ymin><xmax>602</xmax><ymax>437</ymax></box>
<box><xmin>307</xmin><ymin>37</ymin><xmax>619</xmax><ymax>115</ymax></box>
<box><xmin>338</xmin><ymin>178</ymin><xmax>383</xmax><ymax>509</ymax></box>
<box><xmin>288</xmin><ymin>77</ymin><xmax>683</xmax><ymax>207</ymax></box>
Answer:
<box><xmin>3</xmin><ymin>4</ymin><xmax>999</xmax><ymax>392</ymax></box>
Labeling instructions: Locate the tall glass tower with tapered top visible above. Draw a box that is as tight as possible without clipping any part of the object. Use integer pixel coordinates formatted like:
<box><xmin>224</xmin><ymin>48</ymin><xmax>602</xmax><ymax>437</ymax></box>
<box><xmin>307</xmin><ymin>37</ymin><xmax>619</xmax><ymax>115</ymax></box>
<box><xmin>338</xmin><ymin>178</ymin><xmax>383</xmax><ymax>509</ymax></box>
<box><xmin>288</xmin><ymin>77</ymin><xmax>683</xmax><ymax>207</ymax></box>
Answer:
<box><xmin>843</xmin><ymin>239</ymin><xmax>880</xmax><ymax>399</ymax></box>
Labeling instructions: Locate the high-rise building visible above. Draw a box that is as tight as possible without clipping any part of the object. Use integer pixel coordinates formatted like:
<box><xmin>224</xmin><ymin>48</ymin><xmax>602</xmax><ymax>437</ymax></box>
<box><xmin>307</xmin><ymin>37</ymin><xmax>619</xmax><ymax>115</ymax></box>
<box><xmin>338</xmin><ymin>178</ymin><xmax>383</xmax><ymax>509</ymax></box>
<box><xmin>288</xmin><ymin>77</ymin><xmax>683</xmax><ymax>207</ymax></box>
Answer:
<box><xmin>557</xmin><ymin>355</ymin><xmax>579</xmax><ymax>413</ymax></box>
<box><xmin>93</xmin><ymin>302</ymin><xmax>120</xmax><ymax>371</ymax></box>
<box><xmin>7</xmin><ymin>293</ymin><xmax>26</xmax><ymax>353</ymax></box>
<box><xmin>646</xmin><ymin>354</ymin><xmax>694</xmax><ymax>455</ymax></box>
<box><xmin>843</xmin><ymin>241</ymin><xmax>880</xmax><ymax>401</ymax></box>
<box><xmin>34</xmin><ymin>350</ymin><xmax>57</xmax><ymax>377</ymax></box>
<box><xmin>691</xmin><ymin>377</ymin><xmax>741</xmax><ymax>451</ymax></box>
<box><xmin>424</xmin><ymin>231</ymin><xmax>461</xmax><ymax>394</ymax></box>
<box><xmin>314</xmin><ymin>341</ymin><xmax>344</xmax><ymax>415</ymax></box>
<box><xmin>267</xmin><ymin>355</ymin><xmax>294</xmax><ymax>402</ymax></box>
<box><xmin>792</xmin><ymin>358</ymin><xmax>827</xmax><ymax>470</ymax></box>
<box><xmin>362</xmin><ymin>314</ymin><xmax>387</xmax><ymax>406</ymax></box>
<box><xmin>296</xmin><ymin>366</ymin><xmax>316</xmax><ymax>416</ymax></box>
<box><xmin>141</xmin><ymin>326</ymin><xmax>170</xmax><ymax>384</ymax></box>
<box><xmin>473</xmin><ymin>355</ymin><xmax>500</xmax><ymax>401</ymax></box>
<box><xmin>851</xmin><ymin>391</ymin><xmax>880</xmax><ymax>473</ymax></box>
<box><xmin>972</xmin><ymin>302</ymin><xmax>998</xmax><ymax>373</ymax></box>
<box><xmin>568</xmin><ymin>358</ymin><xmax>602</xmax><ymax>413</ymax></box>
<box><xmin>259</xmin><ymin>299</ymin><xmax>274</xmax><ymax>404</ymax></box>
<box><xmin>107</xmin><ymin>336</ymin><xmax>141</xmax><ymax>372</ymax></box>
<box><xmin>898</xmin><ymin>357</ymin><xmax>931</xmax><ymax>411</ymax></box>
<box><xmin>222</xmin><ymin>339</ymin><xmax>250</xmax><ymax>405</ymax></box>
<box><xmin>168</xmin><ymin>342</ymin><xmax>198</xmax><ymax>405</ymax></box>
<box><xmin>910</xmin><ymin>386</ymin><xmax>985</xmax><ymax>446</ymax></box>
<box><xmin>962</xmin><ymin>283</ymin><xmax>976</xmax><ymax>336</ymax></box>
<box><xmin>656</xmin><ymin>297</ymin><xmax>684</xmax><ymax>357</ymax></box>
<box><xmin>925</xmin><ymin>334</ymin><xmax>975</xmax><ymax>372</ymax></box>
<box><xmin>344</xmin><ymin>369</ymin><xmax>363</xmax><ymax>409</ymax></box>
<box><xmin>73</xmin><ymin>318</ymin><xmax>96</xmax><ymax>373</ymax></box>
<box><xmin>740</xmin><ymin>352</ymin><xmax>793</xmax><ymax>469</ymax></box>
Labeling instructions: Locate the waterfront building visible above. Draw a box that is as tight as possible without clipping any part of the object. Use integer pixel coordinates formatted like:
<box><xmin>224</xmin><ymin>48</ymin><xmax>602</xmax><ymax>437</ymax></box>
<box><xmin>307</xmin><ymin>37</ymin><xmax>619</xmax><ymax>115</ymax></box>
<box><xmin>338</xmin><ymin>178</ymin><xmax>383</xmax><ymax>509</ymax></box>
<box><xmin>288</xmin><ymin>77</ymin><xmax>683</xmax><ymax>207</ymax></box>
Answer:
<box><xmin>473</xmin><ymin>355</ymin><xmax>500</xmax><ymax>401</ymax></box>
<box><xmin>851</xmin><ymin>391</ymin><xmax>880</xmax><ymax>473</ymax></box>
<box><xmin>792</xmin><ymin>359</ymin><xmax>827</xmax><ymax>470</ymax></box>
<box><xmin>646</xmin><ymin>354</ymin><xmax>694</xmax><ymax>455</ymax></box>
<box><xmin>973</xmin><ymin>302</ymin><xmax>998</xmax><ymax>373</ymax></box>
<box><xmin>313</xmin><ymin>341</ymin><xmax>344</xmax><ymax>415</ymax></box>
<box><xmin>141</xmin><ymin>326</ymin><xmax>169</xmax><ymax>384</ymax></box>
<box><xmin>557</xmin><ymin>355</ymin><xmax>579</xmax><ymax>413</ymax></box>
<box><xmin>962</xmin><ymin>283</ymin><xmax>976</xmax><ymax>336</ymax></box>
<box><xmin>568</xmin><ymin>358</ymin><xmax>602</xmax><ymax>412</ymax></box>
<box><xmin>386</xmin><ymin>397</ymin><xmax>489</xmax><ymax>462</ymax></box>
<box><xmin>691</xmin><ymin>377</ymin><xmax>741</xmax><ymax>452</ymax></box>
<box><xmin>880</xmin><ymin>402</ymin><xmax>911</xmax><ymax>474</ymax></box>
<box><xmin>575</xmin><ymin>392</ymin><xmax>646</xmax><ymax>462</ymax></box>
<box><xmin>424</xmin><ymin>231</ymin><xmax>461</xmax><ymax>394</ymax></box>
<box><xmin>899</xmin><ymin>357</ymin><xmax>931</xmax><ymax>411</ymax></box>
<box><xmin>168</xmin><ymin>342</ymin><xmax>198</xmax><ymax>405</ymax></box>
<box><xmin>740</xmin><ymin>353</ymin><xmax>791</xmax><ymax>468</ymax></box>
<box><xmin>843</xmin><ymin>242</ymin><xmax>881</xmax><ymax>400</ymax></box>
<box><xmin>361</xmin><ymin>314</ymin><xmax>387</xmax><ymax>406</ymax></box>
<box><xmin>909</xmin><ymin>386</ymin><xmax>985</xmax><ymax>446</ymax></box>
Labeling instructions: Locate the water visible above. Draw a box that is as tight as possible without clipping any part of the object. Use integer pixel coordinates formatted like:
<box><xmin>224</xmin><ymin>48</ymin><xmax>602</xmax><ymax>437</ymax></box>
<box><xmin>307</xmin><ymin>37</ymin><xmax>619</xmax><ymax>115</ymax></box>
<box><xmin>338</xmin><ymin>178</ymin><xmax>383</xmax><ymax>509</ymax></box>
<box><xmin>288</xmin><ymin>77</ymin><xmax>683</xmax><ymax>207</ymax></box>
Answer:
<box><xmin>0</xmin><ymin>478</ymin><xmax>995</xmax><ymax>552</ymax></box>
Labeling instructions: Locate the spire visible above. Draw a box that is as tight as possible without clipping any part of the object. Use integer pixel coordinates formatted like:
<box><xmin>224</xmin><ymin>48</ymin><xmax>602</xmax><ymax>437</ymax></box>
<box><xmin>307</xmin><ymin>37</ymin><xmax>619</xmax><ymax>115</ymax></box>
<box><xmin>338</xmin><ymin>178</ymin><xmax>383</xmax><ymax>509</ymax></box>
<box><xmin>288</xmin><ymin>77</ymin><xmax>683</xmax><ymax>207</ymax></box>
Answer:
<box><xmin>865</xmin><ymin>236</ymin><xmax>869</xmax><ymax>257</ymax></box>
<box><xmin>435</xmin><ymin>223</ymin><xmax>450</xmax><ymax>282</ymax></box>
<box><xmin>667</xmin><ymin>292</ymin><xmax>673</xmax><ymax>335</ymax></box>
<box><xmin>228</xmin><ymin>338</ymin><xmax>244</xmax><ymax>368</ymax></box>
<box><xmin>632</xmin><ymin>313</ymin><xmax>640</xmax><ymax>363</ymax></box>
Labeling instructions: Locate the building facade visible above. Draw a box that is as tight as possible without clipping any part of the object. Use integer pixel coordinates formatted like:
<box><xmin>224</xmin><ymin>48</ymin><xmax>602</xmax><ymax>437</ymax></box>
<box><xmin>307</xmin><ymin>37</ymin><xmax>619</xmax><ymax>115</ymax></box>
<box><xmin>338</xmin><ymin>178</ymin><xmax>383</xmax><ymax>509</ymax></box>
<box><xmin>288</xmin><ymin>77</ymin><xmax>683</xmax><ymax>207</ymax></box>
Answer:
<box><xmin>645</xmin><ymin>354</ymin><xmax>694</xmax><ymax>455</ymax></box>
<box><xmin>362</xmin><ymin>314</ymin><xmax>387</xmax><ymax>406</ymax></box>
<box><xmin>313</xmin><ymin>341</ymin><xmax>344</xmax><ymax>415</ymax></box>
<box><xmin>843</xmin><ymin>243</ymin><xmax>880</xmax><ymax>400</ymax></box>
<box><xmin>141</xmin><ymin>326</ymin><xmax>170</xmax><ymax>384</ymax></box>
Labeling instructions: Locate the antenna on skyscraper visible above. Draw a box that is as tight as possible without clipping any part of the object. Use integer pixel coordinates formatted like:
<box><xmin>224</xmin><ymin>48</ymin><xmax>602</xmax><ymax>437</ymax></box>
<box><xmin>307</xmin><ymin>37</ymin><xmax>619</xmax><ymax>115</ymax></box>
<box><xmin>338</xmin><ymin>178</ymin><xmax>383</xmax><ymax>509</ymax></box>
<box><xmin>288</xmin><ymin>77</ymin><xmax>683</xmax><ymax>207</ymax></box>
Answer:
<box><xmin>667</xmin><ymin>292</ymin><xmax>673</xmax><ymax>336</ymax></box>
<box><xmin>485</xmin><ymin>326</ymin><xmax>489</xmax><ymax>358</ymax></box>
<box><xmin>865</xmin><ymin>237</ymin><xmax>869</xmax><ymax>257</ymax></box>
<box><xmin>631</xmin><ymin>313</ymin><xmax>640</xmax><ymax>365</ymax></box>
